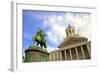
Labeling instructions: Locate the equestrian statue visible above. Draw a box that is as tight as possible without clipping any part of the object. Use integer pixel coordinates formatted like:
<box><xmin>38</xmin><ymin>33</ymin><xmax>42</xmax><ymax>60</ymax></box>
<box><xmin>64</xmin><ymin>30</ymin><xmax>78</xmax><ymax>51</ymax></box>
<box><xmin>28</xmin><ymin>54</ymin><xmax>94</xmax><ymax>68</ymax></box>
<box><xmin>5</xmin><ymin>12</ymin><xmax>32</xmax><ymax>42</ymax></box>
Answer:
<box><xmin>32</xmin><ymin>28</ymin><xmax>47</xmax><ymax>49</ymax></box>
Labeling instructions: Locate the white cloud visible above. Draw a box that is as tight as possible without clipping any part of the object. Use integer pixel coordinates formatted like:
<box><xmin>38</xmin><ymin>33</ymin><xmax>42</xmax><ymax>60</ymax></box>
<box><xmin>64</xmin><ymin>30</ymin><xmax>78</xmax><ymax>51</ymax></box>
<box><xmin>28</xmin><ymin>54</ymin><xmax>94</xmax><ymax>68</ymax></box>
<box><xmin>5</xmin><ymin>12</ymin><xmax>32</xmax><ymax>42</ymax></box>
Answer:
<box><xmin>77</xmin><ymin>14</ymin><xmax>91</xmax><ymax>40</ymax></box>
<box><xmin>46</xmin><ymin>31</ymin><xmax>59</xmax><ymax>44</ymax></box>
<box><xmin>48</xmin><ymin>15</ymin><xmax>57</xmax><ymax>24</ymax></box>
<box><xmin>64</xmin><ymin>13</ymin><xmax>82</xmax><ymax>30</ymax></box>
<box><xmin>64</xmin><ymin>13</ymin><xmax>91</xmax><ymax>40</ymax></box>
<box><xmin>57</xmin><ymin>16</ymin><xmax>64</xmax><ymax>21</ymax></box>
<box><xmin>47</xmin><ymin>45</ymin><xmax>59</xmax><ymax>52</ymax></box>
<box><xmin>51</xmin><ymin>24</ymin><xmax>66</xmax><ymax>38</ymax></box>
<box><xmin>43</xmin><ymin>15</ymin><xmax>67</xmax><ymax>39</ymax></box>
<box><xmin>65</xmin><ymin>13</ymin><xmax>74</xmax><ymax>22</ymax></box>
<box><xmin>43</xmin><ymin>16</ymin><xmax>66</xmax><ymax>49</ymax></box>
<box><xmin>78</xmin><ymin>22</ymin><xmax>91</xmax><ymax>40</ymax></box>
<box><xmin>43</xmin><ymin>12</ymin><xmax>91</xmax><ymax>49</ymax></box>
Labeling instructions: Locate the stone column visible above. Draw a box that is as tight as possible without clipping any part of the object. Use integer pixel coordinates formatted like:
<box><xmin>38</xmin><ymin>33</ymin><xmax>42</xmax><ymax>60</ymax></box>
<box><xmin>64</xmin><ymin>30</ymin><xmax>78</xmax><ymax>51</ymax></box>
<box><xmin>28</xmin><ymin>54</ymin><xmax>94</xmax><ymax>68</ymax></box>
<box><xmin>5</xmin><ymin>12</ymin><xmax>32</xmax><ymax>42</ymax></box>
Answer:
<box><xmin>50</xmin><ymin>54</ymin><xmax>52</xmax><ymax>61</ymax></box>
<box><xmin>75</xmin><ymin>47</ymin><xmax>79</xmax><ymax>60</ymax></box>
<box><xmin>52</xmin><ymin>54</ymin><xmax>53</xmax><ymax>61</ymax></box>
<box><xmin>53</xmin><ymin>53</ymin><xmax>55</xmax><ymax>61</ymax></box>
<box><xmin>60</xmin><ymin>51</ymin><xmax>62</xmax><ymax>61</ymax></box>
<box><xmin>49</xmin><ymin>55</ymin><xmax>51</xmax><ymax>61</ymax></box>
<box><xmin>56</xmin><ymin>53</ymin><xmax>58</xmax><ymax>61</ymax></box>
<box><xmin>57</xmin><ymin>52</ymin><xmax>59</xmax><ymax>61</ymax></box>
<box><xmin>86</xmin><ymin>44</ymin><xmax>90</xmax><ymax>56</ymax></box>
<box><xmin>69</xmin><ymin>49</ymin><xmax>72</xmax><ymax>60</ymax></box>
<box><xmin>64</xmin><ymin>50</ymin><xmax>67</xmax><ymax>60</ymax></box>
<box><xmin>80</xmin><ymin>46</ymin><xmax>85</xmax><ymax>59</ymax></box>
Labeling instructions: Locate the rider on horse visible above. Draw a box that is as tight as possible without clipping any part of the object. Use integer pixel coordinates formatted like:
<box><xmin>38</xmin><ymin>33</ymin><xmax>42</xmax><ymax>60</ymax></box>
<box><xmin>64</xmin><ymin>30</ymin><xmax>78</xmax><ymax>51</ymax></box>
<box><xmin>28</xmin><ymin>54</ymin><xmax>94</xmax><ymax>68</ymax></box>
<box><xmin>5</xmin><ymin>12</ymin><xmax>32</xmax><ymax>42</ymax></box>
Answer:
<box><xmin>32</xmin><ymin>28</ymin><xmax>47</xmax><ymax>49</ymax></box>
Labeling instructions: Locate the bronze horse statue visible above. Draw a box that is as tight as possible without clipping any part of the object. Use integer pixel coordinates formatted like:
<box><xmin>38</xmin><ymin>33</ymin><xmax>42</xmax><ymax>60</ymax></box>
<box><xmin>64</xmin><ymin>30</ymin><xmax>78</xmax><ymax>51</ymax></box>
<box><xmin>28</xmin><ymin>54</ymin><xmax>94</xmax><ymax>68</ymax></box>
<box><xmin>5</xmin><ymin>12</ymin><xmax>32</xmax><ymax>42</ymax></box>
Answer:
<box><xmin>32</xmin><ymin>28</ymin><xmax>47</xmax><ymax>48</ymax></box>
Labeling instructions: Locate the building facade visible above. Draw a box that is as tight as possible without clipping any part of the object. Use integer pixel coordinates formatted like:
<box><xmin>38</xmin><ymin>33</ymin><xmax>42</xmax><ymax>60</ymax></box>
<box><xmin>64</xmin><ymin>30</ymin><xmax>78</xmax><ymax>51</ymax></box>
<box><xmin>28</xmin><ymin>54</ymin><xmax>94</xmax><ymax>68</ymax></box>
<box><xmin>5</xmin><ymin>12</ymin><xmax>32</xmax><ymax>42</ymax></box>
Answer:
<box><xmin>49</xmin><ymin>25</ymin><xmax>91</xmax><ymax>61</ymax></box>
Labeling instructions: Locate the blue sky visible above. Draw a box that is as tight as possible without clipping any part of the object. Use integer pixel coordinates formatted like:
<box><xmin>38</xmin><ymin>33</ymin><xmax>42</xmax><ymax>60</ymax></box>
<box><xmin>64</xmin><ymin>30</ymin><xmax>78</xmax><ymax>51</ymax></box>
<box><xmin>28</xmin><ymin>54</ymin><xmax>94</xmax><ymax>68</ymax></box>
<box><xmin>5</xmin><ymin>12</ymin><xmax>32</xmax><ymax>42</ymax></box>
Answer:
<box><xmin>22</xmin><ymin>10</ymin><xmax>91</xmax><ymax>56</ymax></box>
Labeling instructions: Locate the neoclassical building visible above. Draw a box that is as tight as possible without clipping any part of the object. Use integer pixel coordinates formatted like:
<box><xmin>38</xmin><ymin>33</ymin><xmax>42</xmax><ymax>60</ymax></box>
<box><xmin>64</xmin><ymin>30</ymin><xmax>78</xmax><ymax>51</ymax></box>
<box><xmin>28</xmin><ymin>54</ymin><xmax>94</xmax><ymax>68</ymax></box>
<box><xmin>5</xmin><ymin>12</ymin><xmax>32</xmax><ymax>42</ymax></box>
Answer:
<box><xmin>49</xmin><ymin>25</ymin><xmax>91</xmax><ymax>61</ymax></box>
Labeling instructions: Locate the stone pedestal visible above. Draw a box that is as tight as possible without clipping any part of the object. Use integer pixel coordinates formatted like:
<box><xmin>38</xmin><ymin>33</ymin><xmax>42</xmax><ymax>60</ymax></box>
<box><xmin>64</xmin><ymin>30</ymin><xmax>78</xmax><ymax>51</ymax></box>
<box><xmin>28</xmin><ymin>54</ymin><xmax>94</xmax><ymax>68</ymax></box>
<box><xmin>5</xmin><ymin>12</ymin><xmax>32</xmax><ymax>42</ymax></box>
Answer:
<box><xmin>24</xmin><ymin>47</ymin><xmax>49</xmax><ymax>62</ymax></box>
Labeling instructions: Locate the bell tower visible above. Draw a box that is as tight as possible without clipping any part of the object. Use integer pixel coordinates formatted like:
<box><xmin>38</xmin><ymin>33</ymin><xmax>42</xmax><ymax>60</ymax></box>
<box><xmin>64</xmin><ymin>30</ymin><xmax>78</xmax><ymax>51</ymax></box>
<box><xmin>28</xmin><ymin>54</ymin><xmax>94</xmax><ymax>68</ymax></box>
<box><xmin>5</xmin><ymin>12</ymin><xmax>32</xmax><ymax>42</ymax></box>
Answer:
<box><xmin>65</xmin><ymin>24</ymin><xmax>75</xmax><ymax>37</ymax></box>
